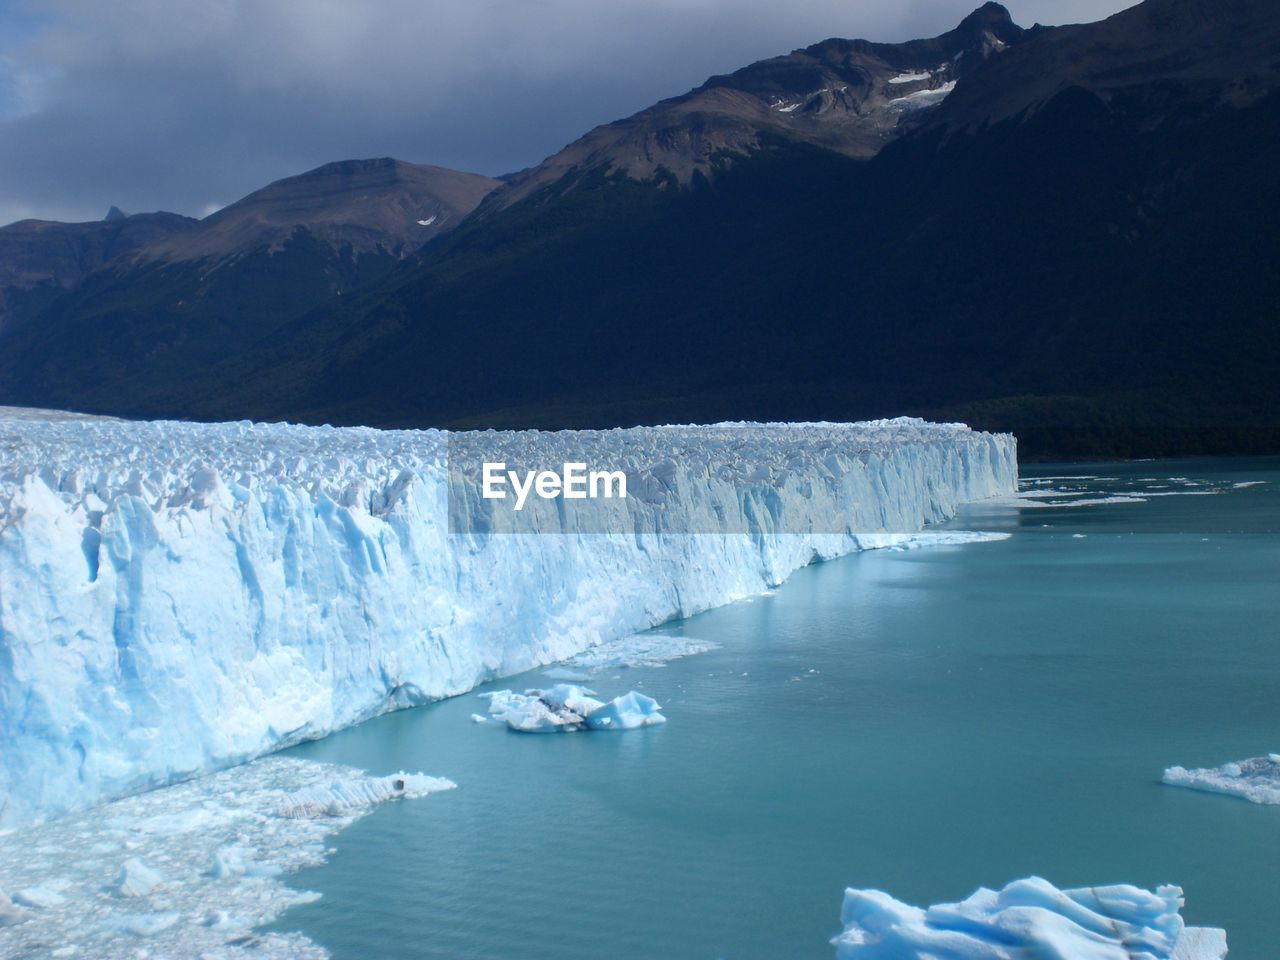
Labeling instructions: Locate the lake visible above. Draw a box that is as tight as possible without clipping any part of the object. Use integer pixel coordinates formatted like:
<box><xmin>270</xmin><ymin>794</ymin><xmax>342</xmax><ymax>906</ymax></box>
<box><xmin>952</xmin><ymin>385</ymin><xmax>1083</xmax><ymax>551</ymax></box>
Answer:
<box><xmin>273</xmin><ymin>458</ymin><xmax>1280</xmax><ymax>959</ymax></box>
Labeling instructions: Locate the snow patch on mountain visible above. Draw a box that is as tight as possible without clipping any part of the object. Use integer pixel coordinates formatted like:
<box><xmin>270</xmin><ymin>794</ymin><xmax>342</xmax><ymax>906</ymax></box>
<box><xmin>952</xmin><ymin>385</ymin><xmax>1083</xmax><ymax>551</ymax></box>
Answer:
<box><xmin>891</xmin><ymin>81</ymin><xmax>958</xmax><ymax>110</ymax></box>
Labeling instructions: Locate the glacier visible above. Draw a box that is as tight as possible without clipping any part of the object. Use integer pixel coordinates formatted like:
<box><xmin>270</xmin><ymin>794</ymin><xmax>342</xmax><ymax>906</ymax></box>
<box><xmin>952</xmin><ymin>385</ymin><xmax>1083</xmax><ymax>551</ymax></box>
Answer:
<box><xmin>832</xmin><ymin>877</ymin><xmax>1228</xmax><ymax>959</ymax></box>
<box><xmin>0</xmin><ymin>410</ymin><xmax>1015</xmax><ymax>827</ymax></box>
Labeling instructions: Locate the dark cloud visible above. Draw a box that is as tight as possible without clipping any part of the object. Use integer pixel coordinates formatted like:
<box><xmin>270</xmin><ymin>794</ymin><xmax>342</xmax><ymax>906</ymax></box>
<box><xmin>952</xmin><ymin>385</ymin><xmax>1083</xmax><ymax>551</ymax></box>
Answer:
<box><xmin>0</xmin><ymin>0</ymin><xmax>1134</xmax><ymax>225</ymax></box>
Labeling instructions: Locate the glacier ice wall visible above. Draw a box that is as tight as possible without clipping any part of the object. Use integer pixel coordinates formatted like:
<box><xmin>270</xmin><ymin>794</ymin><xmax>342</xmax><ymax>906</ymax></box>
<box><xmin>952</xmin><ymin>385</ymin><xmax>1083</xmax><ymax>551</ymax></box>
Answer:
<box><xmin>0</xmin><ymin>413</ymin><xmax>1015</xmax><ymax>827</ymax></box>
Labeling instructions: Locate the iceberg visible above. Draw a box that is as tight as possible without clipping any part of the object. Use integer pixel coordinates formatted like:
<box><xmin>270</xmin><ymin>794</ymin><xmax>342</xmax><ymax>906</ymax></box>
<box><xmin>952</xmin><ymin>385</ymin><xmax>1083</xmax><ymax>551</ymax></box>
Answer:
<box><xmin>480</xmin><ymin>683</ymin><xmax>666</xmax><ymax>732</ymax></box>
<box><xmin>0</xmin><ymin>413</ymin><xmax>1015</xmax><ymax>826</ymax></box>
<box><xmin>1163</xmin><ymin>754</ymin><xmax>1280</xmax><ymax>804</ymax></box>
<box><xmin>832</xmin><ymin>877</ymin><xmax>1227</xmax><ymax>959</ymax></box>
<box><xmin>586</xmin><ymin>691</ymin><xmax>666</xmax><ymax>730</ymax></box>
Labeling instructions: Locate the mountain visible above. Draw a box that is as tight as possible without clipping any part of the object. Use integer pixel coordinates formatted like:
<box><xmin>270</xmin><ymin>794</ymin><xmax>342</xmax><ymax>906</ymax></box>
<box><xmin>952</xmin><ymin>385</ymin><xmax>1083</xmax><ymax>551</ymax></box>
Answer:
<box><xmin>488</xmin><ymin>3</ymin><xmax>1024</xmax><ymax>209</ymax></box>
<box><xmin>2</xmin><ymin>0</ymin><xmax>1279</xmax><ymax>458</ymax></box>
<box><xmin>933</xmin><ymin>0</ymin><xmax>1280</xmax><ymax>131</ymax></box>
<box><xmin>141</xmin><ymin>158</ymin><xmax>497</xmax><ymax>263</ymax></box>
<box><xmin>0</xmin><ymin>210</ymin><xmax>197</xmax><ymax>328</ymax></box>
<box><xmin>0</xmin><ymin>159</ymin><xmax>499</xmax><ymax>415</ymax></box>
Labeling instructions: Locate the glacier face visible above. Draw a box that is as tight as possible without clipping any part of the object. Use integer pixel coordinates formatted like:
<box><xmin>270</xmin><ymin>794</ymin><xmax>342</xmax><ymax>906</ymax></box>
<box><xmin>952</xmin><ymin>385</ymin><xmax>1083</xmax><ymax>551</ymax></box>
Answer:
<box><xmin>0</xmin><ymin>413</ymin><xmax>1015</xmax><ymax>827</ymax></box>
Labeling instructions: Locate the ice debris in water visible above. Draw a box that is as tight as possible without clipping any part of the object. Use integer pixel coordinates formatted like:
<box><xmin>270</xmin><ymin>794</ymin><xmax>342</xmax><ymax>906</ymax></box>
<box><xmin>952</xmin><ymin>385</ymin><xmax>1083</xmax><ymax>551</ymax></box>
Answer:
<box><xmin>853</xmin><ymin>531</ymin><xmax>1010</xmax><ymax>550</ymax></box>
<box><xmin>566</xmin><ymin>634</ymin><xmax>721</xmax><ymax>671</ymax></box>
<box><xmin>0</xmin><ymin>756</ymin><xmax>454</xmax><ymax>959</ymax></box>
<box><xmin>480</xmin><ymin>683</ymin><xmax>666</xmax><ymax>733</ymax></box>
<box><xmin>276</xmin><ymin>772</ymin><xmax>455</xmax><ymax>819</ymax></box>
<box><xmin>832</xmin><ymin>876</ymin><xmax>1227</xmax><ymax>959</ymax></box>
<box><xmin>1163</xmin><ymin>754</ymin><xmax>1280</xmax><ymax>804</ymax></box>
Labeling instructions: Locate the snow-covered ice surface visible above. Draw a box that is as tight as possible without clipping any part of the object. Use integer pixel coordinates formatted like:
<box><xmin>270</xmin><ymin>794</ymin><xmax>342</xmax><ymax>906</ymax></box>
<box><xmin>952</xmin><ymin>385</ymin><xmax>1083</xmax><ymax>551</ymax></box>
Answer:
<box><xmin>1163</xmin><ymin>754</ymin><xmax>1280</xmax><ymax>805</ymax></box>
<box><xmin>832</xmin><ymin>877</ymin><xmax>1227</xmax><ymax>959</ymax></box>
<box><xmin>0</xmin><ymin>756</ymin><xmax>454</xmax><ymax>959</ymax></box>
<box><xmin>0</xmin><ymin>413</ymin><xmax>1014</xmax><ymax>827</ymax></box>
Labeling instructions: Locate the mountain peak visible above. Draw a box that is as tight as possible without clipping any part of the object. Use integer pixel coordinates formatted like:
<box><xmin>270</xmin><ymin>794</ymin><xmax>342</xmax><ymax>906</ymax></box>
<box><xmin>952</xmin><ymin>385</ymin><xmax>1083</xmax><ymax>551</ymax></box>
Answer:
<box><xmin>957</xmin><ymin>2</ymin><xmax>1015</xmax><ymax>31</ymax></box>
<box><xmin>140</xmin><ymin>157</ymin><xmax>501</xmax><ymax>263</ymax></box>
<box><xmin>298</xmin><ymin>157</ymin><xmax>404</xmax><ymax>180</ymax></box>
<box><xmin>104</xmin><ymin>205</ymin><xmax>128</xmax><ymax>222</ymax></box>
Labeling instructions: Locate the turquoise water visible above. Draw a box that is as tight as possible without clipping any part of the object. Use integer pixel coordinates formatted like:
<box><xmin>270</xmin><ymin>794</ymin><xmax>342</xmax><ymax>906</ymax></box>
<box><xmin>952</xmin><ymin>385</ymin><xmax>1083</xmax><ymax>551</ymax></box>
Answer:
<box><xmin>273</xmin><ymin>458</ymin><xmax>1280</xmax><ymax>959</ymax></box>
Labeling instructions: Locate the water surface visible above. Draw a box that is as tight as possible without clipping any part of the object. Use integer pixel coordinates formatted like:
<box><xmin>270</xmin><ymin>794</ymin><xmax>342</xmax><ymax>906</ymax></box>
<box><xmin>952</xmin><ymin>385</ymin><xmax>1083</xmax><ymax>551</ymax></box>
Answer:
<box><xmin>274</xmin><ymin>458</ymin><xmax>1280</xmax><ymax>959</ymax></box>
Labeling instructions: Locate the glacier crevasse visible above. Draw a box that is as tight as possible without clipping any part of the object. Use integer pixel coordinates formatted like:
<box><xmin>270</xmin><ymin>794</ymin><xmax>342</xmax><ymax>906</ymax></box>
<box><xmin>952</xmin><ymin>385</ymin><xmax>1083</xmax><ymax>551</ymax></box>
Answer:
<box><xmin>0</xmin><ymin>413</ymin><xmax>1015</xmax><ymax>827</ymax></box>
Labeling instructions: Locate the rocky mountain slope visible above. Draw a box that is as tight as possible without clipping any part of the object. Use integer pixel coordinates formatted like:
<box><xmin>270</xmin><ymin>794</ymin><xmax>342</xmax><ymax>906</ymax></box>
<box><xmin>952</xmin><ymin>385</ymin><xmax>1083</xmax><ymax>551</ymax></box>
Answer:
<box><xmin>0</xmin><ymin>160</ymin><xmax>499</xmax><ymax>413</ymax></box>
<box><xmin>1</xmin><ymin>0</ymin><xmax>1278</xmax><ymax>458</ymax></box>
<box><xmin>488</xmin><ymin>3</ymin><xmax>1024</xmax><ymax>209</ymax></box>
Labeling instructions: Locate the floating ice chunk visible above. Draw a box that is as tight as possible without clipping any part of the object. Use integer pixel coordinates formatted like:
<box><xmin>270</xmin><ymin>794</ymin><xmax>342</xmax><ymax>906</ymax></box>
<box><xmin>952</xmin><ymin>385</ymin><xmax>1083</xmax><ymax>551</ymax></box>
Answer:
<box><xmin>500</xmin><ymin>696</ymin><xmax>578</xmax><ymax>733</ymax></box>
<box><xmin>1163</xmin><ymin>754</ymin><xmax>1280</xmax><ymax>804</ymax></box>
<box><xmin>112</xmin><ymin>858</ymin><xmax>163</xmax><ymax>897</ymax></box>
<box><xmin>585</xmin><ymin>691</ymin><xmax>667</xmax><ymax>730</ymax></box>
<box><xmin>481</xmin><ymin>684</ymin><xmax>666</xmax><ymax>733</ymax></box>
<box><xmin>470</xmin><ymin>713</ymin><xmax>489</xmax><ymax>723</ymax></box>
<box><xmin>538</xmin><ymin>683</ymin><xmax>607</xmax><ymax>716</ymax></box>
<box><xmin>481</xmin><ymin>688</ymin><xmax>592</xmax><ymax>733</ymax></box>
<box><xmin>831</xmin><ymin>876</ymin><xmax>1227</xmax><ymax>959</ymax></box>
<box><xmin>276</xmin><ymin>771</ymin><xmax>455</xmax><ymax>818</ymax></box>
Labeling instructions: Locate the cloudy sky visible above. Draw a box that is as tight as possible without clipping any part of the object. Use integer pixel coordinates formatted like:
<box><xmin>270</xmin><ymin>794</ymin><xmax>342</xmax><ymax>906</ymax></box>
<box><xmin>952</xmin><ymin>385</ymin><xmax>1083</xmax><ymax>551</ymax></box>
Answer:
<box><xmin>0</xmin><ymin>0</ymin><xmax>1133</xmax><ymax>225</ymax></box>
